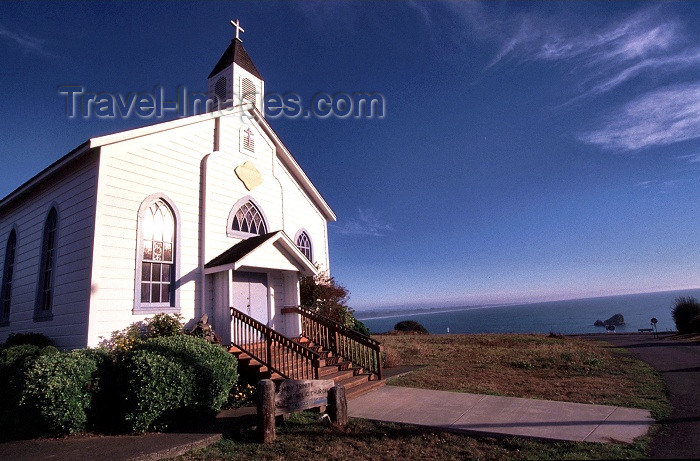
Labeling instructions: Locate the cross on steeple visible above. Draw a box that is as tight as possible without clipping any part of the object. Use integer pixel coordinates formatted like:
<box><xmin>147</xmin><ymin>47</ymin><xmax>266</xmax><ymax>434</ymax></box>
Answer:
<box><xmin>230</xmin><ymin>19</ymin><xmax>245</xmax><ymax>41</ymax></box>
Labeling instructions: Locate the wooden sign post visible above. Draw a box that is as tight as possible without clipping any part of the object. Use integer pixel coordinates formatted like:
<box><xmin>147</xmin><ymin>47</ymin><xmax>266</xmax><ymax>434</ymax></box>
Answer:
<box><xmin>257</xmin><ymin>379</ymin><xmax>347</xmax><ymax>443</ymax></box>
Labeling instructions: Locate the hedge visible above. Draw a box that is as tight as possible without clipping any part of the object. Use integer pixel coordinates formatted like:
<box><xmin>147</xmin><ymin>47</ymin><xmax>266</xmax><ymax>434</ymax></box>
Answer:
<box><xmin>20</xmin><ymin>349</ymin><xmax>103</xmax><ymax>435</ymax></box>
<box><xmin>119</xmin><ymin>335</ymin><xmax>237</xmax><ymax>432</ymax></box>
<box><xmin>0</xmin><ymin>345</ymin><xmax>59</xmax><ymax>440</ymax></box>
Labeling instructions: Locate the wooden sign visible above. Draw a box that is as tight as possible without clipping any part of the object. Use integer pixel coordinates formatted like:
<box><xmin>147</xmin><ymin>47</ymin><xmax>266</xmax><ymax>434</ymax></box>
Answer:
<box><xmin>258</xmin><ymin>379</ymin><xmax>348</xmax><ymax>443</ymax></box>
<box><xmin>275</xmin><ymin>379</ymin><xmax>335</xmax><ymax>414</ymax></box>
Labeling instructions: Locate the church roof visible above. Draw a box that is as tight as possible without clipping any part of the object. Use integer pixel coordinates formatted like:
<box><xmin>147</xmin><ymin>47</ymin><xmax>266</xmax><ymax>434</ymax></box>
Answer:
<box><xmin>0</xmin><ymin>106</ymin><xmax>336</xmax><ymax>222</ymax></box>
<box><xmin>208</xmin><ymin>38</ymin><xmax>262</xmax><ymax>79</ymax></box>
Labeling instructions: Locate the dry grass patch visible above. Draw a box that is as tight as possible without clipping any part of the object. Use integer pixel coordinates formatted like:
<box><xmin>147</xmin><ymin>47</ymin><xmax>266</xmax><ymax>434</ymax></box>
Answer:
<box><xmin>377</xmin><ymin>333</ymin><xmax>669</xmax><ymax>418</ymax></box>
<box><xmin>178</xmin><ymin>412</ymin><xmax>648</xmax><ymax>461</ymax></box>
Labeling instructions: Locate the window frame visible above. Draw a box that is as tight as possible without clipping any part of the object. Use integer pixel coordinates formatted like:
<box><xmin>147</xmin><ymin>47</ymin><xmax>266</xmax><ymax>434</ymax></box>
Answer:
<box><xmin>294</xmin><ymin>229</ymin><xmax>313</xmax><ymax>262</ymax></box>
<box><xmin>1</xmin><ymin>227</ymin><xmax>18</xmax><ymax>325</ymax></box>
<box><xmin>226</xmin><ymin>196</ymin><xmax>269</xmax><ymax>239</ymax></box>
<box><xmin>134</xmin><ymin>194</ymin><xmax>181</xmax><ymax>315</ymax></box>
<box><xmin>34</xmin><ymin>207</ymin><xmax>58</xmax><ymax>322</ymax></box>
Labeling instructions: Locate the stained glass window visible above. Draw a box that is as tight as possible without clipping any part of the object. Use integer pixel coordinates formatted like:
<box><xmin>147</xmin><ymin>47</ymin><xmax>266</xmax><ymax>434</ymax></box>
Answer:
<box><xmin>231</xmin><ymin>201</ymin><xmax>267</xmax><ymax>236</ymax></box>
<box><xmin>140</xmin><ymin>200</ymin><xmax>174</xmax><ymax>305</ymax></box>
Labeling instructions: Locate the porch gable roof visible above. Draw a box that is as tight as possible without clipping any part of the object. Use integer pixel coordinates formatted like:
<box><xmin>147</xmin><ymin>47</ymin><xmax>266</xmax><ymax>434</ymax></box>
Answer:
<box><xmin>204</xmin><ymin>231</ymin><xmax>318</xmax><ymax>276</ymax></box>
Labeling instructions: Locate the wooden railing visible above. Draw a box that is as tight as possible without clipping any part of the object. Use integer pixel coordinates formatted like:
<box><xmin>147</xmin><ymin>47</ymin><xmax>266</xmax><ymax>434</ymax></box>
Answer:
<box><xmin>230</xmin><ymin>307</ymin><xmax>321</xmax><ymax>380</ymax></box>
<box><xmin>285</xmin><ymin>305</ymin><xmax>383</xmax><ymax>380</ymax></box>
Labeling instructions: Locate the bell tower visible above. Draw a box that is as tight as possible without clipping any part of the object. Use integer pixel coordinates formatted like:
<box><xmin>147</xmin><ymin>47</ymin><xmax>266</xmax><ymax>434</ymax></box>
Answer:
<box><xmin>207</xmin><ymin>19</ymin><xmax>264</xmax><ymax>114</ymax></box>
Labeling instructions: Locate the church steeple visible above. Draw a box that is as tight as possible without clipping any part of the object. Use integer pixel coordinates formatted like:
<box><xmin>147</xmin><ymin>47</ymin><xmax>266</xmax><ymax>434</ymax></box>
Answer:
<box><xmin>207</xmin><ymin>19</ymin><xmax>264</xmax><ymax>114</ymax></box>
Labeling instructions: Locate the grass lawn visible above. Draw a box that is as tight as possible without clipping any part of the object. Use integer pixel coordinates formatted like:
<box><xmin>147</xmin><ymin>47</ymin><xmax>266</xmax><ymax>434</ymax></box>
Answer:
<box><xmin>177</xmin><ymin>333</ymin><xmax>670</xmax><ymax>460</ymax></box>
<box><xmin>379</xmin><ymin>333</ymin><xmax>670</xmax><ymax>419</ymax></box>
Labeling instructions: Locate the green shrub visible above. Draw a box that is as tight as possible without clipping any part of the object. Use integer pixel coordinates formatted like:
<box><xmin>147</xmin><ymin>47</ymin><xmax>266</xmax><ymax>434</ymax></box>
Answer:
<box><xmin>146</xmin><ymin>313</ymin><xmax>184</xmax><ymax>338</ymax></box>
<box><xmin>102</xmin><ymin>314</ymin><xmax>186</xmax><ymax>353</ymax></box>
<box><xmin>101</xmin><ymin>321</ymin><xmax>146</xmax><ymax>352</ymax></box>
<box><xmin>690</xmin><ymin>314</ymin><xmax>700</xmax><ymax>334</ymax></box>
<box><xmin>353</xmin><ymin>317</ymin><xmax>371</xmax><ymax>336</ymax></box>
<box><xmin>2</xmin><ymin>332</ymin><xmax>55</xmax><ymax>348</ymax></box>
<box><xmin>671</xmin><ymin>296</ymin><xmax>700</xmax><ymax>334</ymax></box>
<box><xmin>78</xmin><ymin>348</ymin><xmax>118</xmax><ymax>432</ymax></box>
<box><xmin>119</xmin><ymin>335</ymin><xmax>237</xmax><ymax>432</ymax></box>
<box><xmin>394</xmin><ymin>320</ymin><xmax>429</xmax><ymax>334</ymax></box>
<box><xmin>225</xmin><ymin>379</ymin><xmax>258</xmax><ymax>409</ymax></box>
<box><xmin>20</xmin><ymin>350</ymin><xmax>100</xmax><ymax>435</ymax></box>
<box><xmin>119</xmin><ymin>349</ymin><xmax>197</xmax><ymax>432</ymax></box>
<box><xmin>0</xmin><ymin>345</ymin><xmax>59</xmax><ymax>440</ymax></box>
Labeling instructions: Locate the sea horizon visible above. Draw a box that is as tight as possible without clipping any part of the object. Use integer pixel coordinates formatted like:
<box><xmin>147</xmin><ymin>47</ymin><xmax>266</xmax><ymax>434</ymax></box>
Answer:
<box><xmin>355</xmin><ymin>287</ymin><xmax>700</xmax><ymax>335</ymax></box>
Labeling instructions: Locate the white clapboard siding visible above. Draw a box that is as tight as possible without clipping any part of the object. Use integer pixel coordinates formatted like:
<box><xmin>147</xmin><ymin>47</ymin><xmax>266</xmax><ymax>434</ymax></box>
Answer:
<box><xmin>0</xmin><ymin>153</ymin><xmax>99</xmax><ymax>349</ymax></box>
<box><xmin>275</xmin><ymin>159</ymin><xmax>330</xmax><ymax>271</ymax></box>
<box><xmin>87</xmin><ymin>119</ymin><xmax>215</xmax><ymax>346</ymax></box>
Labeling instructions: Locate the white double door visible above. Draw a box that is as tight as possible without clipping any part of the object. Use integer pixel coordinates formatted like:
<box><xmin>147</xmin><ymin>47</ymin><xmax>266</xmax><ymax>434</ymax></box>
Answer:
<box><xmin>232</xmin><ymin>271</ymin><xmax>269</xmax><ymax>325</ymax></box>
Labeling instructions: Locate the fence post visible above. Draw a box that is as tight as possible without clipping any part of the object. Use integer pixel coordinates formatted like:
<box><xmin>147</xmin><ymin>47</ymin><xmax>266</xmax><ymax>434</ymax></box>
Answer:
<box><xmin>257</xmin><ymin>379</ymin><xmax>276</xmax><ymax>443</ymax></box>
<box><xmin>328</xmin><ymin>384</ymin><xmax>348</xmax><ymax>427</ymax></box>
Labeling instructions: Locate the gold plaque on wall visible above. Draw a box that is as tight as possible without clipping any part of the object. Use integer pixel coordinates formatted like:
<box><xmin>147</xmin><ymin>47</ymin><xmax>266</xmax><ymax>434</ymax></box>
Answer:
<box><xmin>235</xmin><ymin>161</ymin><xmax>263</xmax><ymax>191</ymax></box>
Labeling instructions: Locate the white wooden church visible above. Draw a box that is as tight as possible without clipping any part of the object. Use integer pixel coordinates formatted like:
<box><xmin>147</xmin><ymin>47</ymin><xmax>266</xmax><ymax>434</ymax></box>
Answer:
<box><xmin>0</xmin><ymin>24</ymin><xmax>336</xmax><ymax>350</ymax></box>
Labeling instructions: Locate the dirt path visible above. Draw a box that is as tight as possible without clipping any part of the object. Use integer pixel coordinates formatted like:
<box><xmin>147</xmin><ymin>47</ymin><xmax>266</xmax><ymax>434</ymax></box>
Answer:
<box><xmin>578</xmin><ymin>333</ymin><xmax>700</xmax><ymax>459</ymax></box>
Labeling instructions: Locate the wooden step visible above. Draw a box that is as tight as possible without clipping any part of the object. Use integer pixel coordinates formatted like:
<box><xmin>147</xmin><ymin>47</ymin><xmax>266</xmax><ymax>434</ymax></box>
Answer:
<box><xmin>318</xmin><ymin>364</ymin><xmax>347</xmax><ymax>378</ymax></box>
<box><xmin>345</xmin><ymin>378</ymin><xmax>386</xmax><ymax>400</ymax></box>
<box><xmin>321</xmin><ymin>368</ymin><xmax>356</xmax><ymax>382</ymax></box>
<box><xmin>335</xmin><ymin>373</ymin><xmax>373</xmax><ymax>390</ymax></box>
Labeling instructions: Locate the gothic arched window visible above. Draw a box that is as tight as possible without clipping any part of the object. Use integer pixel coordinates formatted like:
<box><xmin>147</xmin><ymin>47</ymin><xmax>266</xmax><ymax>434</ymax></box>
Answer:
<box><xmin>1</xmin><ymin>228</ymin><xmax>17</xmax><ymax>323</ymax></box>
<box><xmin>138</xmin><ymin>199</ymin><xmax>175</xmax><ymax>308</ymax></box>
<box><xmin>229</xmin><ymin>200</ymin><xmax>267</xmax><ymax>237</ymax></box>
<box><xmin>35</xmin><ymin>207</ymin><xmax>58</xmax><ymax>320</ymax></box>
<box><xmin>295</xmin><ymin>231</ymin><xmax>312</xmax><ymax>261</ymax></box>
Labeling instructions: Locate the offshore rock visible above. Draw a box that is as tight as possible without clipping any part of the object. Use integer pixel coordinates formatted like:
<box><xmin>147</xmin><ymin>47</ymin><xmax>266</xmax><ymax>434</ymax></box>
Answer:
<box><xmin>594</xmin><ymin>313</ymin><xmax>625</xmax><ymax>327</ymax></box>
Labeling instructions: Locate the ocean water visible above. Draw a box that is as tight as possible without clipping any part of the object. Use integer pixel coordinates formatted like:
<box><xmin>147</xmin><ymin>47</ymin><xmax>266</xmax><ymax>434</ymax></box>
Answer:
<box><xmin>356</xmin><ymin>288</ymin><xmax>700</xmax><ymax>335</ymax></box>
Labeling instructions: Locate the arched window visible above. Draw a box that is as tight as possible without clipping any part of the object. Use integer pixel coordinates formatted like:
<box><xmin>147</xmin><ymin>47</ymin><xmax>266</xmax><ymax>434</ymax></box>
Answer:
<box><xmin>230</xmin><ymin>200</ymin><xmax>267</xmax><ymax>236</ymax></box>
<box><xmin>137</xmin><ymin>199</ymin><xmax>176</xmax><ymax>309</ymax></box>
<box><xmin>1</xmin><ymin>228</ymin><xmax>17</xmax><ymax>323</ymax></box>
<box><xmin>295</xmin><ymin>231</ymin><xmax>313</xmax><ymax>261</ymax></box>
<box><xmin>35</xmin><ymin>207</ymin><xmax>58</xmax><ymax>320</ymax></box>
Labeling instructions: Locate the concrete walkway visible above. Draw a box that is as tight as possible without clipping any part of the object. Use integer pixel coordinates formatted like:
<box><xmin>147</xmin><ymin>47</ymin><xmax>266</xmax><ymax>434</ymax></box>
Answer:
<box><xmin>348</xmin><ymin>385</ymin><xmax>654</xmax><ymax>444</ymax></box>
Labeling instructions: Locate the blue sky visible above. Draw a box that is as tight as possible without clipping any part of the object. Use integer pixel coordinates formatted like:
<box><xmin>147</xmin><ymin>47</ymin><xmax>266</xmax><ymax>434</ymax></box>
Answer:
<box><xmin>1</xmin><ymin>1</ymin><xmax>699</xmax><ymax>310</ymax></box>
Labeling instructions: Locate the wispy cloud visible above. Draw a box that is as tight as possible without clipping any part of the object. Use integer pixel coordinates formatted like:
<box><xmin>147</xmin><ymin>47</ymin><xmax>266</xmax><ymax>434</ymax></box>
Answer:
<box><xmin>579</xmin><ymin>82</ymin><xmax>700</xmax><ymax>151</ymax></box>
<box><xmin>332</xmin><ymin>208</ymin><xmax>393</xmax><ymax>237</ymax></box>
<box><xmin>486</xmin><ymin>6</ymin><xmax>697</xmax><ymax>98</ymax></box>
<box><xmin>678</xmin><ymin>153</ymin><xmax>700</xmax><ymax>163</ymax></box>
<box><xmin>0</xmin><ymin>25</ymin><xmax>52</xmax><ymax>56</ymax></box>
<box><xmin>636</xmin><ymin>177</ymin><xmax>691</xmax><ymax>192</ymax></box>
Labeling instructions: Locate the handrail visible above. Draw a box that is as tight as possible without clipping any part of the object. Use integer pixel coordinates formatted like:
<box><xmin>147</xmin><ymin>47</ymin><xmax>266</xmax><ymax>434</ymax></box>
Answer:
<box><xmin>230</xmin><ymin>307</ymin><xmax>321</xmax><ymax>380</ymax></box>
<box><xmin>285</xmin><ymin>305</ymin><xmax>383</xmax><ymax>380</ymax></box>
